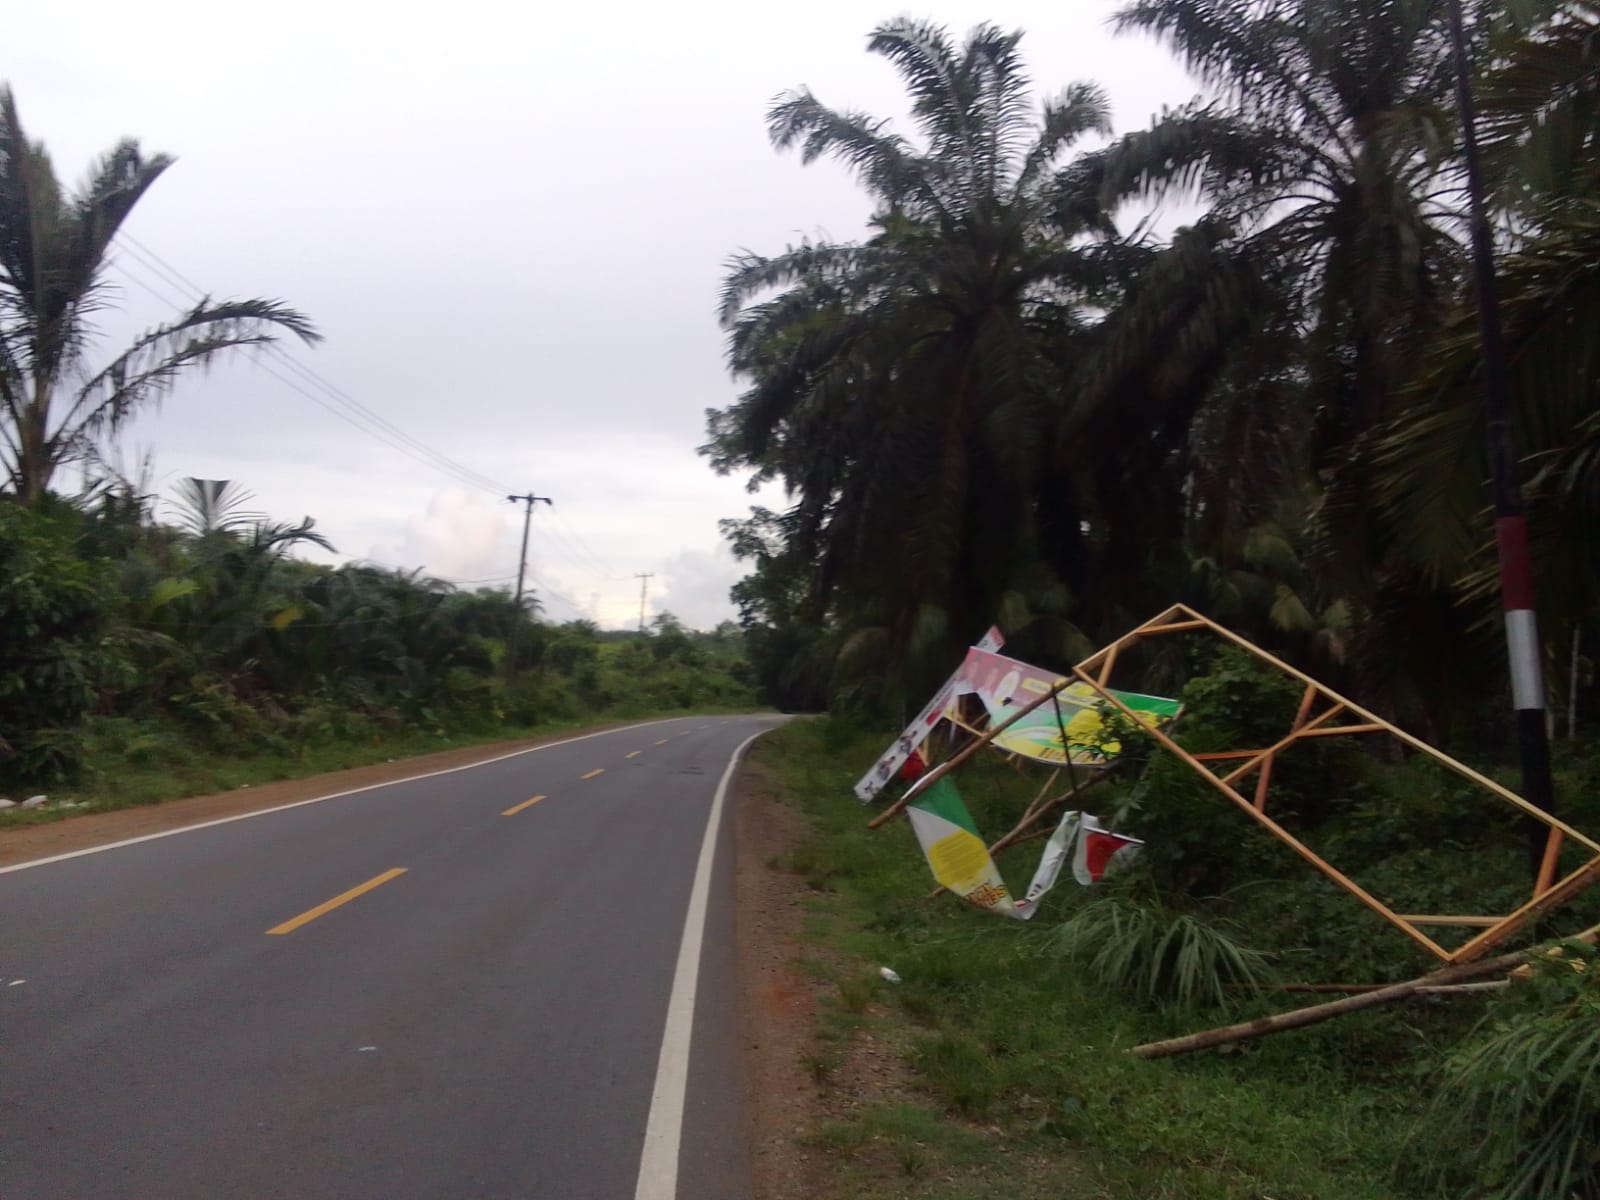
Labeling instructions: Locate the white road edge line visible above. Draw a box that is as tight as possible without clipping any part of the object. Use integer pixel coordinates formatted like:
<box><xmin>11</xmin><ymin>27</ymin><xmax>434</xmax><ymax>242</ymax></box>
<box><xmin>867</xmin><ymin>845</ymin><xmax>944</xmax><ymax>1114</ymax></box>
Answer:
<box><xmin>0</xmin><ymin>716</ymin><xmax>697</xmax><ymax>877</ymax></box>
<box><xmin>633</xmin><ymin>726</ymin><xmax>770</xmax><ymax>1200</ymax></box>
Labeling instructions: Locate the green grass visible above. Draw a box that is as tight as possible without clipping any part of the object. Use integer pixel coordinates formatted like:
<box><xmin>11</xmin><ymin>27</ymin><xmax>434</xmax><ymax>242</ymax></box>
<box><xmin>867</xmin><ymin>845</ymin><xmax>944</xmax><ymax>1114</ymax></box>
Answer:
<box><xmin>0</xmin><ymin>702</ymin><xmax>761</xmax><ymax>829</ymax></box>
<box><xmin>754</xmin><ymin>716</ymin><xmax>1456</xmax><ymax>1199</ymax></box>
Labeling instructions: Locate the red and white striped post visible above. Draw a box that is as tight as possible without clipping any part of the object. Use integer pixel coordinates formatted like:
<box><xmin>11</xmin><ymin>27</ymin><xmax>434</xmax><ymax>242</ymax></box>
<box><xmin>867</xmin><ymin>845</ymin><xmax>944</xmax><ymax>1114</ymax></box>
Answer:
<box><xmin>1445</xmin><ymin>0</ymin><xmax>1560</xmax><ymax>887</ymax></box>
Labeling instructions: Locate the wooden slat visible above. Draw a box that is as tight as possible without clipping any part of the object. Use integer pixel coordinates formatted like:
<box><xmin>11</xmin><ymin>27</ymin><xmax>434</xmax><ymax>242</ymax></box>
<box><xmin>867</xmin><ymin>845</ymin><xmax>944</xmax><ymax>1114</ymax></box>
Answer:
<box><xmin>1071</xmin><ymin>667</ymin><xmax>1450</xmax><ymax>961</ymax></box>
<box><xmin>1150</xmin><ymin>606</ymin><xmax>1600</xmax><ymax>855</ymax></box>
<box><xmin>1449</xmin><ymin>855</ymin><xmax>1600</xmax><ymax>962</ymax></box>
<box><xmin>1218</xmin><ymin>705</ymin><xmax>1344</xmax><ymax>786</ymax></box>
<box><xmin>1396</xmin><ymin>915</ymin><xmax>1505</xmax><ymax>928</ymax></box>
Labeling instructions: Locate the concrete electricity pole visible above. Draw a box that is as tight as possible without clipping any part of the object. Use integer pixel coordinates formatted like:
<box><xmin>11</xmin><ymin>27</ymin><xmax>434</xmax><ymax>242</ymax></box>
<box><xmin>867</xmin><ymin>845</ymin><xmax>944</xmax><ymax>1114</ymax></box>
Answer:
<box><xmin>634</xmin><ymin>572</ymin><xmax>655</xmax><ymax>633</ymax></box>
<box><xmin>1444</xmin><ymin>0</ymin><xmax>1557</xmax><ymax>884</ymax></box>
<box><xmin>506</xmin><ymin>493</ymin><xmax>552</xmax><ymax>679</ymax></box>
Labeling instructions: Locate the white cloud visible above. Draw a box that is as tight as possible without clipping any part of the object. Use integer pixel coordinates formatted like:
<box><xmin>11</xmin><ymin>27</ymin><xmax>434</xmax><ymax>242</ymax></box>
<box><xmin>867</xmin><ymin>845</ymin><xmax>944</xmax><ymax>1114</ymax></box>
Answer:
<box><xmin>368</xmin><ymin>488</ymin><xmax>515</xmax><ymax>583</ymax></box>
<box><xmin>653</xmin><ymin>545</ymin><xmax>750</xmax><ymax>632</ymax></box>
<box><xmin>13</xmin><ymin>0</ymin><xmax>1197</xmax><ymax>635</ymax></box>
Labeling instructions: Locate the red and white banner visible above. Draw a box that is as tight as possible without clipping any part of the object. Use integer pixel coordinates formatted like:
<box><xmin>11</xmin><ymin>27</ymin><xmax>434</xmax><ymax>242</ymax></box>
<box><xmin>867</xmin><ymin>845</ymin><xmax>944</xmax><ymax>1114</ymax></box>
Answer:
<box><xmin>854</xmin><ymin>627</ymin><xmax>1002</xmax><ymax>802</ymax></box>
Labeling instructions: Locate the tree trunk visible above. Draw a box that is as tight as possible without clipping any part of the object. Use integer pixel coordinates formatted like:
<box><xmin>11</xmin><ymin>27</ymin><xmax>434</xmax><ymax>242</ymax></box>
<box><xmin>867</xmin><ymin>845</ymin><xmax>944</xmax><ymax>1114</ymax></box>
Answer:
<box><xmin>15</xmin><ymin>401</ymin><xmax>51</xmax><ymax>506</ymax></box>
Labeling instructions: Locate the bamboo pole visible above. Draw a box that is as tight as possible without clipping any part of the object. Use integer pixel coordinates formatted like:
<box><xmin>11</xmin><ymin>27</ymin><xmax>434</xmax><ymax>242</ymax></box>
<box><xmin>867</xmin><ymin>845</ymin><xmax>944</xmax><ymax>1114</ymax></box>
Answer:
<box><xmin>1152</xmin><ymin>606</ymin><xmax>1600</xmax><ymax>854</ymax></box>
<box><xmin>1096</xmin><ymin>642</ymin><xmax>1121</xmax><ymax>687</ymax></box>
<box><xmin>1396</xmin><ymin>914</ymin><xmax>1505</xmax><ymax>928</ymax></box>
<box><xmin>1252</xmin><ymin>753</ymin><xmax>1273</xmax><ymax>812</ymax></box>
<box><xmin>1535</xmin><ymin>827</ymin><xmax>1563</xmax><ymax>896</ymax></box>
<box><xmin>1217</xmin><ymin>705</ymin><xmax>1344</xmax><ymax>786</ymax></box>
<box><xmin>1132</xmin><ymin>923</ymin><xmax>1599</xmax><ymax>1059</ymax></box>
<box><xmin>1290</xmin><ymin>682</ymin><xmax>1319</xmax><ymax>731</ymax></box>
<box><xmin>1266</xmin><ymin>980</ymin><xmax>1509</xmax><ymax>996</ymax></box>
<box><xmin>1447</xmin><ymin>853</ymin><xmax>1600</xmax><ymax>961</ymax></box>
<box><xmin>865</xmin><ymin>676</ymin><xmax>1075</xmax><ymax>830</ymax></box>
<box><xmin>1292</xmin><ymin>723</ymin><xmax>1388</xmax><ymax>738</ymax></box>
<box><xmin>1130</xmin><ymin>950</ymin><xmax>1527</xmax><ymax>1059</ymax></box>
<box><xmin>1076</xmin><ymin>604</ymin><xmax>1187</xmax><ymax>677</ymax></box>
<box><xmin>1070</xmin><ymin>666</ymin><xmax>1451</xmax><ymax>960</ymax></box>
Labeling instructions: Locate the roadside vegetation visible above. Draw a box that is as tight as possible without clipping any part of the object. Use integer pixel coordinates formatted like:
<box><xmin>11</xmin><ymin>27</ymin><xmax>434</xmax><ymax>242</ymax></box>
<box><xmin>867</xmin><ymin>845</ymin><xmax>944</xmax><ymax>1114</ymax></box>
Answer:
<box><xmin>755</xmin><ymin>669</ymin><xmax>1600</xmax><ymax>1198</ymax></box>
<box><xmin>712</xmin><ymin>5</ymin><xmax>1600</xmax><ymax>1195</ymax></box>
<box><xmin>0</xmin><ymin>485</ymin><xmax>753</xmax><ymax>818</ymax></box>
<box><xmin>0</xmin><ymin>87</ymin><xmax>755</xmax><ymax>817</ymax></box>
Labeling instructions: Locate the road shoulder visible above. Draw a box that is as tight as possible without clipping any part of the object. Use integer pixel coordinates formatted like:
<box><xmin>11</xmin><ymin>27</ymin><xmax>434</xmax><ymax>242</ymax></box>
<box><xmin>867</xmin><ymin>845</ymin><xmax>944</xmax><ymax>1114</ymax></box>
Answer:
<box><xmin>735</xmin><ymin>753</ymin><xmax>832</xmax><ymax>1198</ymax></box>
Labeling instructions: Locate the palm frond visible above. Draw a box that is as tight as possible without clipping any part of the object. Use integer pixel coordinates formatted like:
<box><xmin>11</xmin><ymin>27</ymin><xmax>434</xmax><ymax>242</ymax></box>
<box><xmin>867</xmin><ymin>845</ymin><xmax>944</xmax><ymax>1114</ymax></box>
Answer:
<box><xmin>62</xmin><ymin>297</ymin><xmax>320</xmax><ymax>441</ymax></box>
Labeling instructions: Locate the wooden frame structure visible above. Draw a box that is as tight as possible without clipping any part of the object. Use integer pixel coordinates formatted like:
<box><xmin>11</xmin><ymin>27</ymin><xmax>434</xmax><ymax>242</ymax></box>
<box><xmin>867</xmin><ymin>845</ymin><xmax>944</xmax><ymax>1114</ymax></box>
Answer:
<box><xmin>870</xmin><ymin>604</ymin><xmax>1600</xmax><ymax>963</ymax></box>
<box><xmin>1072</xmin><ymin>605</ymin><xmax>1600</xmax><ymax>963</ymax></box>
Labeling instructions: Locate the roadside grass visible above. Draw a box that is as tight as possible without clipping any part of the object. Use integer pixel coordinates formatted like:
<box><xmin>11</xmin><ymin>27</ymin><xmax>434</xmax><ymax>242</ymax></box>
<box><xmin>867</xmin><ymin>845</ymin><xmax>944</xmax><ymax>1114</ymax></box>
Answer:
<box><xmin>0</xmin><ymin>703</ymin><xmax>761</xmax><ymax>829</ymax></box>
<box><xmin>755</xmin><ymin>716</ymin><xmax>1470</xmax><ymax>1200</ymax></box>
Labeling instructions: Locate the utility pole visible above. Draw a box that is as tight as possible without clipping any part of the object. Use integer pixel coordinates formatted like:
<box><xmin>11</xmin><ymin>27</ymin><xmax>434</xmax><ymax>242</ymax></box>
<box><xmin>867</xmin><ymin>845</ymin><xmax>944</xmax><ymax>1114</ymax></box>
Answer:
<box><xmin>506</xmin><ymin>493</ymin><xmax>552</xmax><ymax>680</ymax></box>
<box><xmin>1444</xmin><ymin>0</ymin><xmax>1558</xmax><ymax>886</ymax></box>
<box><xmin>634</xmin><ymin>572</ymin><xmax>655</xmax><ymax>633</ymax></box>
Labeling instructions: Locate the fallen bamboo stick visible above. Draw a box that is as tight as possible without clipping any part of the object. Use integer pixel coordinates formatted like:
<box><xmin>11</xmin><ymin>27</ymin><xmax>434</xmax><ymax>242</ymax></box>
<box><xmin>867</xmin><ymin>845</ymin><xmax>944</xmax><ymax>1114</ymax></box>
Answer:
<box><xmin>866</xmin><ymin>677</ymin><xmax>1076</xmax><ymax>830</ymax></box>
<box><xmin>1264</xmin><ymin>980</ymin><xmax>1510</xmax><ymax>996</ymax></box>
<box><xmin>1129</xmin><ymin>951</ymin><xmax>1527</xmax><ymax>1059</ymax></box>
<box><xmin>1131</xmin><ymin>922</ymin><xmax>1600</xmax><ymax>1060</ymax></box>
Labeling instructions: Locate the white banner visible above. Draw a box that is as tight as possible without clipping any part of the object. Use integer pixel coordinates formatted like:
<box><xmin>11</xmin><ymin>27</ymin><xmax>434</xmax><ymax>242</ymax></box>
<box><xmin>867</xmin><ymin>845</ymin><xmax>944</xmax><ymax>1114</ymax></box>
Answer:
<box><xmin>854</xmin><ymin>627</ymin><xmax>1003</xmax><ymax>802</ymax></box>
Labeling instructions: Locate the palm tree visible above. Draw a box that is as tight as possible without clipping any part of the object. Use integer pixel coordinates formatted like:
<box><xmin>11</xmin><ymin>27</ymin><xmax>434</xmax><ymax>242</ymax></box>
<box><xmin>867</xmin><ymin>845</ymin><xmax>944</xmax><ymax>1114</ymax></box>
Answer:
<box><xmin>1088</xmin><ymin>0</ymin><xmax>1471</xmax><ymax>454</ymax></box>
<box><xmin>169</xmin><ymin>477</ymin><xmax>265</xmax><ymax>537</ymax></box>
<box><xmin>1478</xmin><ymin>0</ymin><xmax>1600</xmax><ymax>215</ymax></box>
<box><xmin>708</xmin><ymin>19</ymin><xmax>1124</xmax><ymax>701</ymax></box>
<box><xmin>1363</xmin><ymin>4</ymin><xmax>1600</xmax><ymax>726</ymax></box>
<box><xmin>0</xmin><ymin>86</ymin><xmax>319</xmax><ymax>504</ymax></box>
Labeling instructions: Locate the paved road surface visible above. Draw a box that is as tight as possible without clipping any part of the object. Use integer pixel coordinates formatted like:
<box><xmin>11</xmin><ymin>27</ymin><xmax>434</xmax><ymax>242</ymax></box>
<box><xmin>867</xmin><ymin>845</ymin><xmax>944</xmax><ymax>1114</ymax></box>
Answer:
<box><xmin>0</xmin><ymin>714</ymin><xmax>781</xmax><ymax>1199</ymax></box>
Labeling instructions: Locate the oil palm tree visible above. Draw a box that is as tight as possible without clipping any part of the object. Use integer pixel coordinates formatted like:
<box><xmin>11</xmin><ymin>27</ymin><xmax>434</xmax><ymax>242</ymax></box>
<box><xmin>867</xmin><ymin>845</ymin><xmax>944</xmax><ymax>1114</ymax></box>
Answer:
<box><xmin>0</xmin><ymin>86</ymin><xmax>319</xmax><ymax>503</ymax></box>
<box><xmin>1478</xmin><ymin>0</ymin><xmax>1600</xmax><ymax>216</ymax></box>
<box><xmin>1367</xmin><ymin>4</ymin><xmax>1600</xmax><ymax>723</ymax></box>
<box><xmin>708</xmin><ymin>19</ymin><xmax>1125</xmax><ymax>700</ymax></box>
<box><xmin>1088</xmin><ymin>0</ymin><xmax>1471</xmax><ymax>452</ymax></box>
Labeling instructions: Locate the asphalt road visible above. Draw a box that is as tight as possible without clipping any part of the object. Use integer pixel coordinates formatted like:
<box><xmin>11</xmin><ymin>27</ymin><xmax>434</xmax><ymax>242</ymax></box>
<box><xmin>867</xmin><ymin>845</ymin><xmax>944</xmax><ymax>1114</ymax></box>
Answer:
<box><xmin>0</xmin><ymin>713</ymin><xmax>781</xmax><ymax>1200</ymax></box>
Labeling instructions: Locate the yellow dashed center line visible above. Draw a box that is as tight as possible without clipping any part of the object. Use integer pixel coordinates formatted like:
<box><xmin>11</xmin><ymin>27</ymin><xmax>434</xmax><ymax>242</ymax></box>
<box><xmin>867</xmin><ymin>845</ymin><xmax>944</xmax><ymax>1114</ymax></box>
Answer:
<box><xmin>266</xmin><ymin>868</ymin><xmax>407</xmax><ymax>936</ymax></box>
<box><xmin>626</xmin><ymin>750</ymin><xmax>642</xmax><ymax>759</ymax></box>
<box><xmin>655</xmin><ymin>739</ymin><xmax>669</xmax><ymax>745</ymax></box>
<box><xmin>502</xmin><ymin>795</ymin><xmax>546</xmax><ymax>816</ymax></box>
<box><xmin>581</xmin><ymin>768</ymin><xmax>605</xmax><ymax>780</ymax></box>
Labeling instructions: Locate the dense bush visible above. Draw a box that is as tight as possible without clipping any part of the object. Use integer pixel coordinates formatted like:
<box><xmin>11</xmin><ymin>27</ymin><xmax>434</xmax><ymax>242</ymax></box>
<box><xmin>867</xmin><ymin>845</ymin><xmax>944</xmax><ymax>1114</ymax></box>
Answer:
<box><xmin>0</xmin><ymin>495</ymin><xmax>756</xmax><ymax>791</ymax></box>
<box><xmin>0</xmin><ymin>505</ymin><xmax>112</xmax><ymax>785</ymax></box>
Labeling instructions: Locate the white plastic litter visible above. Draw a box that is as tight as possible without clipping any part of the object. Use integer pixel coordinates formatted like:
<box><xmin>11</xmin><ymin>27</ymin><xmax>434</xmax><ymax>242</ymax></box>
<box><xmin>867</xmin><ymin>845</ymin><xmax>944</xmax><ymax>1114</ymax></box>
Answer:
<box><xmin>879</xmin><ymin>967</ymin><xmax>902</xmax><ymax>983</ymax></box>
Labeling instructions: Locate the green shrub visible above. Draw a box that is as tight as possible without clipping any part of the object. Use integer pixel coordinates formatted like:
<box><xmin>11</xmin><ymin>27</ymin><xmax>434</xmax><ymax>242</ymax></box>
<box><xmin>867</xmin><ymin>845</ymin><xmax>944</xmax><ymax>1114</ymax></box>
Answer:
<box><xmin>0</xmin><ymin>506</ymin><xmax>111</xmax><ymax>786</ymax></box>
<box><xmin>1040</xmin><ymin>888</ymin><xmax>1275</xmax><ymax>1010</ymax></box>
<box><xmin>1405</xmin><ymin>941</ymin><xmax>1600</xmax><ymax>1200</ymax></box>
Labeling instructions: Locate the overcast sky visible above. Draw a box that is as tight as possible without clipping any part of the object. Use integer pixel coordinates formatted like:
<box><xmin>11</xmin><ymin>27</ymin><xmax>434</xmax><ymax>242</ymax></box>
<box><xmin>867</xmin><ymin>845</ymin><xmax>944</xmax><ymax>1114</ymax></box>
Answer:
<box><xmin>10</xmin><ymin>0</ymin><xmax>1196</xmax><ymax>629</ymax></box>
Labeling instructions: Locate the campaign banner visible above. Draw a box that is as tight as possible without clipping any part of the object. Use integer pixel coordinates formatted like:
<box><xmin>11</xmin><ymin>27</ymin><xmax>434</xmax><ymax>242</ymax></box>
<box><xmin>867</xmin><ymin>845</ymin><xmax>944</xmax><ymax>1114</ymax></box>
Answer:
<box><xmin>908</xmin><ymin>780</ymin><xmax>1145</xmax><ymax>920</ymax></box>
<box><xmin>854</xmin><ymin>626</ymin><xmax>1003</xmax><ymax>802</ymax></box>
<box><xmin>956</xmin><ymin>647</ymin><xmax>1180</xmax><ymax>767</ymax></box>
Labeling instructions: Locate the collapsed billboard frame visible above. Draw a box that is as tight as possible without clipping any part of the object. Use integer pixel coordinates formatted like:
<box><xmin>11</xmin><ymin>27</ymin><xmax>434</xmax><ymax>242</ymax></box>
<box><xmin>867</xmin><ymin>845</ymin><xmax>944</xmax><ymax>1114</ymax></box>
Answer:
<box><xmin>872</xmin><ymin>604</ymin><xmax>1600</xmax><ymax>964</ymax></box>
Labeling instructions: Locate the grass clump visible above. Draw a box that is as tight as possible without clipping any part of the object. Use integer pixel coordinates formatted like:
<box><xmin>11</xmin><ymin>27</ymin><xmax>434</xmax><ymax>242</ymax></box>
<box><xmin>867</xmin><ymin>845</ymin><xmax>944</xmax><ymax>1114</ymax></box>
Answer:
<box><xmin>1406</xmin><ymin>940</ymin><xmax>1600</xmax><ymax>1200</ymax></box>
<box><xmin>1042</xmin><ymin>887</ymin><xmax>1275</xmax><ymax>1010</ymax></box>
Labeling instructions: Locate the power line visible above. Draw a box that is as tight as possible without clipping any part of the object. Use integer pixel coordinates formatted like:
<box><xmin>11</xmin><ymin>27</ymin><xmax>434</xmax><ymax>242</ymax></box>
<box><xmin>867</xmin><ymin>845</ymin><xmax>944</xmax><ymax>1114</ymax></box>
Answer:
<box><xmin>108</xmin><ymin>259</ymin><xmax>511</xmax><ymax>499</ymax></box>
<box><xmin>115</xmin><ymin>234</ymin><xmax>639</xmax><ymax>597</ymax></box>
<box><xmin>110</xmin><ymin>235</ymin><xmax>516</xmax><ymax>498</ymax></box>
<box><xmin>542</xmin><ymin>505</ymin><xmax>628</xmax><ymax>580</ymax></box>
<box><xmin>107</xmin><ymin>242</ymin><xmax>595</xmax><ymax>624</ymax></box>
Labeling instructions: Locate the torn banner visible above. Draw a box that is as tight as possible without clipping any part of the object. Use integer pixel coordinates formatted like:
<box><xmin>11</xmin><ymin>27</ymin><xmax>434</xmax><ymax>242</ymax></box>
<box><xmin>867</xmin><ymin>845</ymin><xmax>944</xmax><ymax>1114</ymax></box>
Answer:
<box><xmin>854</xmin><ymin>626</ymin><xmax>1004</xmax><ymax>802</ymax></box>
<box><xmin>957</xmin><ymin>647</ymin><xmax>1181</xmax><ymax>768</ymax></box>
<box><xmin>907</xmin><ymin>777</ymin><xmax>1142</xmax><ymax>920</ymax></box>
<box><xmin>854</xmin><ymin>642</ymin><xmax>1180</xmax><ymax>802</ymax></box>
